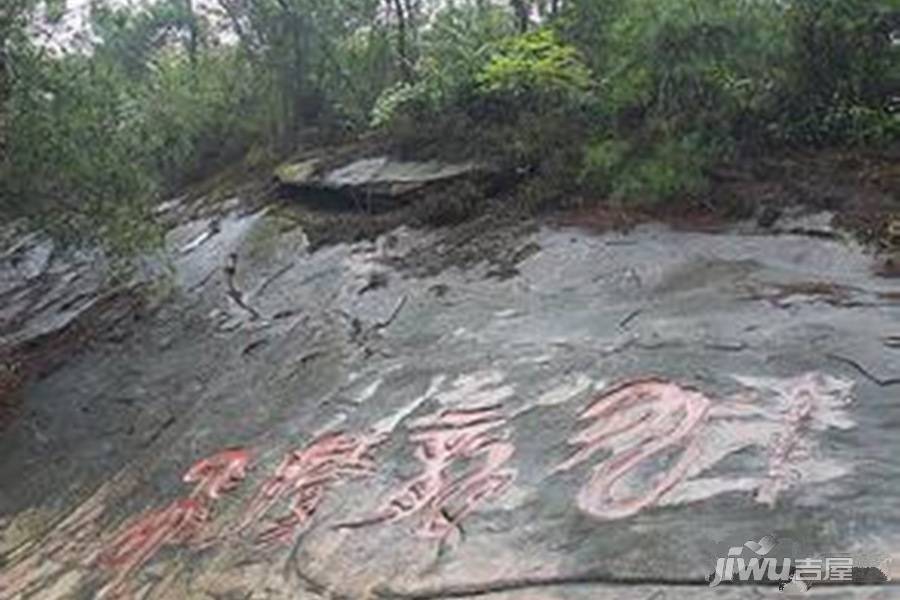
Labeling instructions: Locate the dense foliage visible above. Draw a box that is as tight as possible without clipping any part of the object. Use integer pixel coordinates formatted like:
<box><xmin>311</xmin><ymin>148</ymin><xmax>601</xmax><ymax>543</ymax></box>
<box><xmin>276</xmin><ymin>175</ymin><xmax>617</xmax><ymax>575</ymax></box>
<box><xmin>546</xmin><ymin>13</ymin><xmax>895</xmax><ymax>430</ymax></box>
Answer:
<box><xmin>1</xmin><ymin>0</ymin><xmax>898</xmax><ymax>253</ymax></box>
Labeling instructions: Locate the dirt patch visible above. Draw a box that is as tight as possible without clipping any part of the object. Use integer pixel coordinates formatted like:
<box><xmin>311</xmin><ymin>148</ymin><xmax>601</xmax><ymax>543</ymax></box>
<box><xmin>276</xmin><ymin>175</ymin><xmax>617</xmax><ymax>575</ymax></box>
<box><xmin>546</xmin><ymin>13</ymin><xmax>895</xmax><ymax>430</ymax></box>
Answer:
<box><xmin>555</xmin><ymin>201</ymin><xmax>735</xmax><ymax>235</ymax></box>
<box><xmin>555</xmin><ymin>149</ymin><xmax>900</xmax><ymax>246</ymax></box>
<box><xmin>384</xmin><ymin>210</ymin><xmax>539</xmax><ymax>278</ymax></box>
<box><xmin>775</xmin><ymin>149</ymin><xmax>900</xmax><ymax>244</ymax></box>
<box><xmin>874</xmin><ymin>255</ymin><xmax>900</xmax><ymax>278</ymax></box>
<box><xmin>274</xmin><ymin>171</ymin><xmax>514</xmax><ymax>252</ymax></box>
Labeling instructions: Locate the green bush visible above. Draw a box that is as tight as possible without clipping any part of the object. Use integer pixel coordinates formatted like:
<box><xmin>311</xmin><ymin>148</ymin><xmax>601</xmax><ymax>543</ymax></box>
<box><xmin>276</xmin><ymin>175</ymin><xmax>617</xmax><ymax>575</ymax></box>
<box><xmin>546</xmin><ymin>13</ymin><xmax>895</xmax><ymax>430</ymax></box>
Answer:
<box><xmin>776</xmin><ymin>0</ymin><xmax>899</xmax><ymax>145</ymax></box>
<box><xmin>781</xmin><ymin>102</ymin><xmax>900</xmax><ymax>147</ymax></box>
<box><xmin>141</xmin><ymin>50</ymin><xmax>266</xmax><ymax>187</ymax></box>
<box><xmin>1</xmin><ymin>7</ymin><xmax>274</xmax><ymax>256</ymax></box>
<box><xmin>476</xmin><ymin>29</ymin><xmax>593</xmax><ymax>102</ymax></box>
<box><xmin>5</xmin><ymin>0</ymin><xmax>900</xmax><ymax>256</ymax></box>
<box><xmin>784</xmin><ymin>0</ymin><xmax>893</xmax><ymax>107</ymax></box>
<box><xmin>370</xmin><ymin>3</ymin><xmax>513</xmax><ymax>128</ymax></box>
<box><xmin>600</xmin><ymin>0</ymin><xmax>784</xmax><ymax>136</ymax></box>
<box><xmin>3</xmin><ymin>51</ymin><xmax>160</xmax><ymax>255</ymax></box>
<box><xmin>581</xmin><ymin>133</ymin><xmax>714</xmax><ymax>205</ymax></box>
<box><xmin>568</xmin><ymin>0</ymin><xmax>778</xmax><ymax>205</ymax></box>
<box><xmin>317</xmin><ymin>25</ymin><xmax>395</xmax><ymax>126</ymax></box>
<box><xmin>371</xmin><ymin>81</ymin><xmax>428</xmax><ymax>128</ymax></box>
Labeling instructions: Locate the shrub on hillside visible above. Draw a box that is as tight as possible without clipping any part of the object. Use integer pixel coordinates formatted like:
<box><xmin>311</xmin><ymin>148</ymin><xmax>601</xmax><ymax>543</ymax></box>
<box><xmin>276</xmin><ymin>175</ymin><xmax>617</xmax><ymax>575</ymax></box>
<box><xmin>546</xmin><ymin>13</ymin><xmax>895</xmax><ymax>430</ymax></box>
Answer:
<box><xmin>776</xmin><ymin>0</ymin><xmax>899</xmax><ymax>145</ymax></box>
<box><xmin>475</xmin><ymin>29</ymin><xmax>593</xmax><ymax>103</ymax></box>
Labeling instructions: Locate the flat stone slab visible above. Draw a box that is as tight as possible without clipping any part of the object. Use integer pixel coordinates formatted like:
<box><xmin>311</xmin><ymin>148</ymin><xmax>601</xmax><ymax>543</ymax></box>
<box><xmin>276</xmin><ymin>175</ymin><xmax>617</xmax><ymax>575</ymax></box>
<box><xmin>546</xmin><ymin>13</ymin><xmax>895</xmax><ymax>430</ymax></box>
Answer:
<box><xmin>1</xmin><ymin>212</ymin><xmax>899</xmax><ymax>598</ymax></box>
<box><xmin>275</xmin><ymin>155</ymin><xmax>482</xmax><ymax>200</ymax></box>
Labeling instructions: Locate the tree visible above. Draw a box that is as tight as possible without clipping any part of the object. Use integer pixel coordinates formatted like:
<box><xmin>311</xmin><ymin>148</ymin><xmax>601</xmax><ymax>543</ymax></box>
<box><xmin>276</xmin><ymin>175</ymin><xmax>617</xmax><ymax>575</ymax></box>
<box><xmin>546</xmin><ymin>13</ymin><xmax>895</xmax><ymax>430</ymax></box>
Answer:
<box><xmin>391</xmin><ymin>0</ymin><xmax>412</xmax><ymax>81</ymax></box>
<box><xmin>2</xmin><ymin>0</ymin><xmax>898</xmax><ymax>257</ymax></box>
<box><xmin>0</xmin><ymin>0</ymin><xmax>34</xmax><ymax>169</ymax></box>
<box><xmin>510</xmin><ymin>0</ymin><xmax>529</xmax><ymax>32</ymax></box>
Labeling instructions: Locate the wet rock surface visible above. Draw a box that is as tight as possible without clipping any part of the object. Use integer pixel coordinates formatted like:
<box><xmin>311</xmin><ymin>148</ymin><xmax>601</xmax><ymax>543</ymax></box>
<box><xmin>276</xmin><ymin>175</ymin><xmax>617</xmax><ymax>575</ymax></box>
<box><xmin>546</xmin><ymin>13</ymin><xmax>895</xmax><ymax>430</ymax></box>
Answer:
<box><xmin>1</xmin><ymin>203</ymin><xmax>899</xmax><ymax>599</ymax></box>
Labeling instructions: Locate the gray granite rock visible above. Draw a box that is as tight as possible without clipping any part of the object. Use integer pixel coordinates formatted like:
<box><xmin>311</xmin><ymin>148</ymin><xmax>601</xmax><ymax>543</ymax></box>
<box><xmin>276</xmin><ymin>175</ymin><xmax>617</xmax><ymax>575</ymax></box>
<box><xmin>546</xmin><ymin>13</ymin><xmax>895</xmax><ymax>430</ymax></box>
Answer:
<box><xmin>275</xmin><ymin>155</ymin><xmax>482</xmax><ymax>201</ymax></box>
<box><xmin>1</xmin><ymin>210</ymin><xmax>899</xmax><ymax>599</ymax></box>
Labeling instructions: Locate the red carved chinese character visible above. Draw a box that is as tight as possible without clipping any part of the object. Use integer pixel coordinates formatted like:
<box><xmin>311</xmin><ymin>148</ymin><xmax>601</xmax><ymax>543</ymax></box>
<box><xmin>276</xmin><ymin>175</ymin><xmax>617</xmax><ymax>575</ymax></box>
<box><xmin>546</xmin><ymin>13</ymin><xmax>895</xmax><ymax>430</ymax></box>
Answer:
<box><xmin>338</xmin><ymin>404</ymin><xmax>516</xmax><ymax>543</ymax></box>
<box><xmin>238</xmin><ymin>431</ymin><xmax>386</xmax><ymax>546</ymax></box>
<box><xmin>554</xmin><ymin>377</ymin><xmax>711</xmax><ymax>520</ymax></box>
<box><xmin>96</xmin><ymin>448</ymin><xmax>250</xmax><ymax>597</ymax></box>
<box><xmin>754</xmin><ymin>377</ymin><xmax>815</xmax><ymax>506</ymax></box>
<box><xmin>183</xmin><ymin>448</ymin><xmax>251</xmax><ymax>500</ymax></box>
<box><xmin>98</xmin><ymin>498</ymin><xmax>210</xmax><ymax>597</ymax></box>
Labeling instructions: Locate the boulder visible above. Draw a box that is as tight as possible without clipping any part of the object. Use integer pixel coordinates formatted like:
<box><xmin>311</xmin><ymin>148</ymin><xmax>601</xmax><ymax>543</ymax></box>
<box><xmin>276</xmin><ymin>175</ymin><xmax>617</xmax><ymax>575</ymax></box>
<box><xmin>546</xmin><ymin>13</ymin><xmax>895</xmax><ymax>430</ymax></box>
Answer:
<box><xmin>275</xmin><ymin>155</ymin><xmax>482</xmax><ymax>206</ymax></box>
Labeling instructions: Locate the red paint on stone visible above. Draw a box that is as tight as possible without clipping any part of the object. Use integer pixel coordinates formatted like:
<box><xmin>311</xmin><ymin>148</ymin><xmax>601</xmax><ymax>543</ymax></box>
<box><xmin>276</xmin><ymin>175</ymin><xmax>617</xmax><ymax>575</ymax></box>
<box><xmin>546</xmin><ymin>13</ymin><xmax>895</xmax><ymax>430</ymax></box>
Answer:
<box><xmin>97</xmin><ymin>498</ymin><xmax>210</xmax><ymax>596</ymax></box>
<box><xmin>755</xmin><ymin>377</ymin><xmax>815</xmax><ymax>506</ymax></box>
<box><xmin>96</xmin><ymin>448</ymin><xmax>250</xmax><ymax>597</ymax></box>
<box><xmin>339</xmin><ymin>405</ymin><xmax>516</xmax><ymax>542</ymax></box>
<box><xmin>238</xmin><ymin>431</ymin><xmax>387</xmax><ymax>546</ymax></box>
<box><xmin>555</xmin><ymin>377</ymin><xmax>711</xmax><ymax>520</ymax></box>
<box><xmin>183</xmin><ymin>448</ymin><xmax>251</xmax><ymax>500</ymax></box>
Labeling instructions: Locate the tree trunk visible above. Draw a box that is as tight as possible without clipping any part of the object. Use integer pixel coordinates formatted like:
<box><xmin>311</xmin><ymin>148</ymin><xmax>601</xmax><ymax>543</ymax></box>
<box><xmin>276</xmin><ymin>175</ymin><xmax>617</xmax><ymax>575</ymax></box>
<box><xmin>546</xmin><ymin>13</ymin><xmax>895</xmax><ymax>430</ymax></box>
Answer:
<box><xmin>511</xmin><ymin>0</ymin><xmax>529</xmax><ymax>33</ymax></box>
<box><xmin>184</xmin><ymin>0</ymin><xmax>199</xmax><ymax>64</ymax></box>
<box><xmin>391</xmin><ymin>0</ymin><xmax>412</xmax><ymax>81</ymax></box>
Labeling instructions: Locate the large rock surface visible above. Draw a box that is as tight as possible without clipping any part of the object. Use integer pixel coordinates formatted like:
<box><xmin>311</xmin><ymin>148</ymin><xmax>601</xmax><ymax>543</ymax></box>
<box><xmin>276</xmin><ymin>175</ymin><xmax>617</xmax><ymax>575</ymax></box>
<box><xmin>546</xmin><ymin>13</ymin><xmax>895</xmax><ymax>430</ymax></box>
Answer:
<box><xmin>1</xmin><ymin>203</ymin><xmax>899</xmax><ymax>599</ymax></box>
